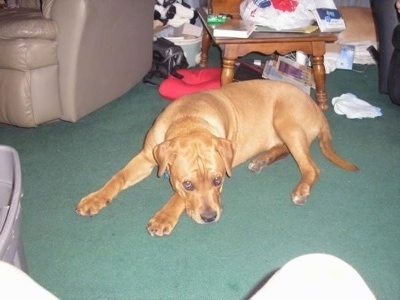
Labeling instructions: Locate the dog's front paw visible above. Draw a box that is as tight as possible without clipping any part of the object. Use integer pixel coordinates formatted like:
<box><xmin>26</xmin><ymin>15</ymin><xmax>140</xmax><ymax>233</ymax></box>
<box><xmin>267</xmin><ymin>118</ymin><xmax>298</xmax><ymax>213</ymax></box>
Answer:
<box><xmin>147</xmin><ymin>212</ymin><xmax>178</xmax><ymax>237</ymax></box>
<box><xmin>291</xmin><ymin>183</ymin><xmax>310</xmax><ymax>205</ymax></box>
<box><xmin>76</xmin><ymin>192</ymin><xmax>110</xmax><ymax>217</ymax></box>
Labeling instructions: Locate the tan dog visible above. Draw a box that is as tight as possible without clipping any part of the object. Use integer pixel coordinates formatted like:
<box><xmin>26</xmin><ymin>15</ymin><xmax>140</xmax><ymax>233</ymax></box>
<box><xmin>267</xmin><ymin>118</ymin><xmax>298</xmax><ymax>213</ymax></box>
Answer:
<box><xmin>76</xmin><ymin>80</ymin><xmax>358</xmax><ymax>236</ymax></box>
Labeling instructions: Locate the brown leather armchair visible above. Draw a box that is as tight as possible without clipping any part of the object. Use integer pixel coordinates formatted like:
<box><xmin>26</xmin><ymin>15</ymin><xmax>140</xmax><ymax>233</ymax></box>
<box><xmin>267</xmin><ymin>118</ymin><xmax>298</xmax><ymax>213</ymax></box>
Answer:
<box><xmin>0</xmin><ymin>0</ymin><xmax>153</xmax><ymax>127</ymax></box>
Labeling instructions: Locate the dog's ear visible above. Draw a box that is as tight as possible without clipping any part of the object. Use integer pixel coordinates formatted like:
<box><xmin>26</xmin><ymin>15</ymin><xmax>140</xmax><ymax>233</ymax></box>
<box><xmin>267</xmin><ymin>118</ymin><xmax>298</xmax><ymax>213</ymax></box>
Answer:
<box><xmin>153</xmin><ymin>141</ymin><xmax>177</xmax><ymax>177</ymax></box>
<box><xmin>216</xmin><ymin>138</ymin><xmax>235</xmax><ymax>177</ymax></box>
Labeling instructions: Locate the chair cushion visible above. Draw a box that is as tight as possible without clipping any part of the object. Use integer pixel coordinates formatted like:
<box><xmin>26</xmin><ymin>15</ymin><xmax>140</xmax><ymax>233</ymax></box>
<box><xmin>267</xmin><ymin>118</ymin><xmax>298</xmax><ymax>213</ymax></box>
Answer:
<box><xmin>337</xmin><ymin>6</ymin><xmax>377</xmax><ymax>43</ymax></box>
<box><xmin>158</xmin><ymin>68</ymin><xmax>221</xmax><ymax>100</ymax></box>
<box><xmin>0</xmin><ymin>8</ymin><xmax>57</xmax><ymax>39</ymax></box>
<box><xmin>0</xmin><ymin>39</ymin><xmax>57</xmax><ymax>71</ymax></box>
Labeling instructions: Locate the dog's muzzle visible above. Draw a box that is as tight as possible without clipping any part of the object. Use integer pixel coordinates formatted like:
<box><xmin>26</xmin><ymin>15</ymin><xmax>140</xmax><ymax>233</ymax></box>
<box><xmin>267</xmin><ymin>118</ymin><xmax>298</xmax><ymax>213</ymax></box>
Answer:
<box><xmin>200</xmin><ymin>210</ymin><xmax>218</xmax><ymax>223</ymax></box>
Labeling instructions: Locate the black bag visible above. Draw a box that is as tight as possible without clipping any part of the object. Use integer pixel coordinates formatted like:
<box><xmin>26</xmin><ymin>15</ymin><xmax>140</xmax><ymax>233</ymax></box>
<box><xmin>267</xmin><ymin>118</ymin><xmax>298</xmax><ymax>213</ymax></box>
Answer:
<box><xmin>388</xmin><ymin>25</ymin><xmax>400</xmax><ymax>106</ymax></box>
<box><xmin>143</xmin><ymin>37</ymin><xmax>188</xmax><ymax>86</ymax></box>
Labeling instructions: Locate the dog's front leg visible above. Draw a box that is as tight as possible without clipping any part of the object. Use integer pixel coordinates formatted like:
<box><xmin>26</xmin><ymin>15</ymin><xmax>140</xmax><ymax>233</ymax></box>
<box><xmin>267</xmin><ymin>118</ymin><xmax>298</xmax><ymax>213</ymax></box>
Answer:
<box><xmin>76</xmin><ymin>151</ymin><xmax>156</xmax><ymax>216</ymax></box>
<box><xmin>147</xmin><ymin>193</ymin><xmax>185</xmax><ymax>237</ymax></box>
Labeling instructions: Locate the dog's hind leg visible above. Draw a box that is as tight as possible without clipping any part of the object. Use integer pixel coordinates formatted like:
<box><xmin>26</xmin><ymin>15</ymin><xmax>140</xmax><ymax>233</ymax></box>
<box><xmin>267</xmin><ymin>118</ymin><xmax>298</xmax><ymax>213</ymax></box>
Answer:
<box><xmin>289</xmin><ymin>152</ymin><xmax>320</xmax><ymax>205</ymax></box>
<box><xmin>274</xmin><ymin>122</ymin><xmax>320</xmax><ymax>205</ymax></box>
<box><xmin>76</xmin><ymin>151</ymin><xmax>156</xmax><ymax>216</ymax></box>
<box><xmin>248</xmin><ymin>145</ymin><xmax>290</xmax><ymax>173</ymax></box>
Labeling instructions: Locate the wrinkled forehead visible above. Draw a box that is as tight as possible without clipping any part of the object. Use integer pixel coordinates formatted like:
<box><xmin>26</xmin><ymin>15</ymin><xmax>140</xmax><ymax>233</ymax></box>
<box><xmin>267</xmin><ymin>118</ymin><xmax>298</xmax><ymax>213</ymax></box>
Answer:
<box><xmin>170</xmin><ymin>141</ymin><xmax>225</xmax><ymax>176</ymax></box>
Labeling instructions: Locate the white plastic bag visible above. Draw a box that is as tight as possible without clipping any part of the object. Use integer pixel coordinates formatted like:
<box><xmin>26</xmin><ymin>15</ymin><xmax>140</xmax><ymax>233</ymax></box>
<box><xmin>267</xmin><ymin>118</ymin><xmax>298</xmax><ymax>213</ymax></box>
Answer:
<box><xmin>240</xmin><ymin>0</ymin><xmax>316</xmax><ymax>30</ymax></box>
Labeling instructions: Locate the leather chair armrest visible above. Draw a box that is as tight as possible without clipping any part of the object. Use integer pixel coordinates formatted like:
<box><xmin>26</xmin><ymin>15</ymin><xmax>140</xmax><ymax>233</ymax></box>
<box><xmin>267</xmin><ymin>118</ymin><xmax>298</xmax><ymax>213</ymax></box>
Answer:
<box><xmin>48</xmin><ymin>0</ymin><xmax>154</xmax><ymax>122</ymax></box>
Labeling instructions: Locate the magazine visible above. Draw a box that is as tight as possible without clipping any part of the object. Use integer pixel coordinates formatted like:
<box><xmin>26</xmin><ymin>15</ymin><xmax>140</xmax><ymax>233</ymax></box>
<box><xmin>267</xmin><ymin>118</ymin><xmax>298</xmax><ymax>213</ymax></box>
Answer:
<box><xmin>262</xmin><ymin>56</ymin><xmax>315</xmax><ymax>94</ymax></box>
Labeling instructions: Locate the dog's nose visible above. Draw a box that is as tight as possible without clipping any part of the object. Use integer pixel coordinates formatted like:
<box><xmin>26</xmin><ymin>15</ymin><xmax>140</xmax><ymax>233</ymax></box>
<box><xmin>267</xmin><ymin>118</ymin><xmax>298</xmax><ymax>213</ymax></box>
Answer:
<box><xmin>200</xmin><ymin>211</ymin><xmax>217</xmax><ymax>223</ymax></box>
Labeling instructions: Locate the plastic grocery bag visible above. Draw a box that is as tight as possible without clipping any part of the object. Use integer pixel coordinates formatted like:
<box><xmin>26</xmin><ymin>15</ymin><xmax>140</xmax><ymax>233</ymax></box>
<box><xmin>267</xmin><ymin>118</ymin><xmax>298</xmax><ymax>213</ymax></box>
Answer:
<box><xmin>240</xmin><ymin>0</ymin><xmax>316</xmax><ymax>30</ymax></box>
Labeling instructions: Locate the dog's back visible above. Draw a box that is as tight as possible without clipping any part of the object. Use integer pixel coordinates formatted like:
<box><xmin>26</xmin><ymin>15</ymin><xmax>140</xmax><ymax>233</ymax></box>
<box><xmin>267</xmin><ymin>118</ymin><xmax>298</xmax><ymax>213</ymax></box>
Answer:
<box><xmin>168</xmin><ymin>80</ymin><xmax>357</xmax><ymax>171</ymax></box>
<box><xmin>196</xmin><ymin>80</ymin><xmax>327</xmax><ymax>166</ymax></box>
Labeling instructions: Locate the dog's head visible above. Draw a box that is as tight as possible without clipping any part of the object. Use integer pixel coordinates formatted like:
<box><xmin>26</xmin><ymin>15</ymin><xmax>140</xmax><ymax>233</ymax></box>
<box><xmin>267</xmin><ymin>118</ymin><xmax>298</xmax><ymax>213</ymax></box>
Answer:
<box><xmin>153</xmin><ymin>134</ymin><xmax>234</xmax><ymax>224</ymax></box>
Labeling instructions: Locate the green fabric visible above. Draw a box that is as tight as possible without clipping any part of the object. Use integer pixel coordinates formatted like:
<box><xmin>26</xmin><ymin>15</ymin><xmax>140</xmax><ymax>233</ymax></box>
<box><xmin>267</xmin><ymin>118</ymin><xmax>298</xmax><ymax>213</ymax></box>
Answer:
<box><xmin>1</xmin><ymin>50</ymin><xmax>399</xmax><ymax>299</ymax></box>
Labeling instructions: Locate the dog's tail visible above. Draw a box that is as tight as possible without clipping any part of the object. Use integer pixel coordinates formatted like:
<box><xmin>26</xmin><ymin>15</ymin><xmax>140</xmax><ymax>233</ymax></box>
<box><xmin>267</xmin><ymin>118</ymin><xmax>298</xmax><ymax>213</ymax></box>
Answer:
<box><xmin>318</xmin><ymin>124</ymin><xmax>359</xmax><ymax>171</ymax></box>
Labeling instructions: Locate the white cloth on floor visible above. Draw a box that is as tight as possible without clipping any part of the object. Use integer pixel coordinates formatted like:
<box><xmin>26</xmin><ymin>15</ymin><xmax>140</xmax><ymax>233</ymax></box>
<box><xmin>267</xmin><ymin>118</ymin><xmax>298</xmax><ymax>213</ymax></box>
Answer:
<box><xmin>0</xmin><ymin>261</ymin><xmax>59</xmax><ymax>299</ymax></box>
<box><xmin>332</xmin><ymin>93</ymin><xmax>382</xmax><ymax>119</ymax></box>
<box><xmin>251</xmin><ymin>253</ymin><xmax>376</xmax><ymax>300</ymax></box>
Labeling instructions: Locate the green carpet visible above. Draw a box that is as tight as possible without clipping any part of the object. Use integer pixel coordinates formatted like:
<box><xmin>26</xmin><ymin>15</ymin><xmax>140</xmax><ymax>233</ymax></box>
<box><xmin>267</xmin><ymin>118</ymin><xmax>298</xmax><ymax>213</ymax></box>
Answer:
<box><xmin>1</xmin><ymin>48</ymin><xmax>400</xmax><ymax>299</ymax></box>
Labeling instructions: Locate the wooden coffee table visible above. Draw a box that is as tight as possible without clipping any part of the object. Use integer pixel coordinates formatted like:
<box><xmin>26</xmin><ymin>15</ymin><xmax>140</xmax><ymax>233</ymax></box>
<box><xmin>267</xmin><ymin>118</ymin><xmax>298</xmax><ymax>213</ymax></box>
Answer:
<box><xmin>198</xmin><ymin>9</ymin><xmax>337</xmax><ymax>110</ymax></box>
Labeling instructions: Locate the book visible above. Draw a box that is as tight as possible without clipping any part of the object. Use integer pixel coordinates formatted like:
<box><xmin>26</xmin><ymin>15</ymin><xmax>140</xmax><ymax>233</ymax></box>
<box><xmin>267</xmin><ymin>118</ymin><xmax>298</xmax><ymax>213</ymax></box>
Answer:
<box><xmin>313</xmin><ymin>0</ymin><xmax>346</xmax><ymax>32</ymax></box>
<box><xmin>213</xmin><ymin>19</ymin><xmax>256</xmax><ymax>38</ymax></box>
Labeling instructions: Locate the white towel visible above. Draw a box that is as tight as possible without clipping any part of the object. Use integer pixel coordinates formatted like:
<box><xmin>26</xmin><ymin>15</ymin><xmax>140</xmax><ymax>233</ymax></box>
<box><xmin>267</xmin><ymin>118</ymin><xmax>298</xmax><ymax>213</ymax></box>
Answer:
<box><xmin>332</xmin><ymin>93</ymin><xmax>382</xmax><ymax>119</ymax></box>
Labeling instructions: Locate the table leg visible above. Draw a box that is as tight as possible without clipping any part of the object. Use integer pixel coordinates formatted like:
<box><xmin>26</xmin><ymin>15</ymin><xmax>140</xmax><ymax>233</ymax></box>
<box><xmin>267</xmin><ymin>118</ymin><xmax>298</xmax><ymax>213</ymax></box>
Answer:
<box><xmin>221</xmin><ymin>58</ymin><xmax>235</xmax><ymax>85</ymax></box>
<box><xmin>200</xmin><ymin>30</ymin><xmax>211</xmax><ymax>68</ymax></box>
<box><xmin>312</xmin><ymin>55</ymin><xmax>329</xmax><ymax>110</ymax></box>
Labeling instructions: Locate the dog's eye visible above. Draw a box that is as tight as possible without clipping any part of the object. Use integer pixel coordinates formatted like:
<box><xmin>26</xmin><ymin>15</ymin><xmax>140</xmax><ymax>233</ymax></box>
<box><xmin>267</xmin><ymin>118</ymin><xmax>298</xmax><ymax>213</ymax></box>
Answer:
<box><xmin>182</xmin><ymin>180</ymin><xmax>195</xmax><ymax>191</ymax></box>
<box><xmin>213</xmin><ymin>176</ymin><xmax>222</xmax><ymax>187</ymax></box>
